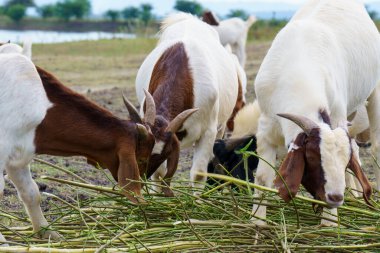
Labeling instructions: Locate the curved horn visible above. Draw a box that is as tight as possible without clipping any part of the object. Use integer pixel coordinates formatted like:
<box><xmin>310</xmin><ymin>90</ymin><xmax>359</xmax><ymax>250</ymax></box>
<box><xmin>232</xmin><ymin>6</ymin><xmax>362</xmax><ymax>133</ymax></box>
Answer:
<box><xmin>123</xmin><ymin>93</ymin><xmax>142</xmax><ymax>124</ymax></box>
<box><xmin>166</xmin><ymin>108</ymin><xmax>199</xmax><ymax>133</ymax></box>
<box><xmin>277</xmin><ymin>113</ymin><xmax>319</xmax><ymax>135</ymax></box>
<box><xmin>143</xmin><ymin>89</ymin><xmax>156</xmax><ymax>125</ymax></box>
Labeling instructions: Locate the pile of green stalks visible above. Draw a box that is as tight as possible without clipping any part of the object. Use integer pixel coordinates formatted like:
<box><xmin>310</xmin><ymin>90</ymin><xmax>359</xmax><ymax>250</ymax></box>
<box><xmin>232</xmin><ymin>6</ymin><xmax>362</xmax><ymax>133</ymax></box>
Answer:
<box><xmin>0</xmin><ymin>156</ymin><xmax>380</xmax><ymax>253</ymax></box>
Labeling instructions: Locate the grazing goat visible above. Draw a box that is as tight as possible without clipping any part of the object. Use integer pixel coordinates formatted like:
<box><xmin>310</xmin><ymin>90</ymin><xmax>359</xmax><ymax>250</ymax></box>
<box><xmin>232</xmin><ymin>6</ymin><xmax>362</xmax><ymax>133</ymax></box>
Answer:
<box><xmin>135</xmin><ymin>13</ymin><xmax>240</xmax><ymax>195</ymax></box>
<box><xmin>252</xmin><ymin>0</ymin><xmax>379</xmax><ymax>226</ymax></box>
<box><xmin>0</xmin><ymin>44</ymin><xmax>154</xmax><ymax>243</ymax></box>
<box><xmin>207</xmin><ymin>101</ymin><xmax>260</xmax><ymax>188</ymax></box>
<box><xmin>202</xmin><ymin>11</ymin><xmax>257</xmax><ymax>67</ymax></box>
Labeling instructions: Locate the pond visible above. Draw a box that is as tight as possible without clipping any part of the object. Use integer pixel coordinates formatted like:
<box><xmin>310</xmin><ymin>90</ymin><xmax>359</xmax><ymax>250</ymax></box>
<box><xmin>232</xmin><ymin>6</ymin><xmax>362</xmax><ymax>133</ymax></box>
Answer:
<box><xmin>0</xmin><ymin>29</ymin><xmax>136</xmax><ymax>44</ymax></box>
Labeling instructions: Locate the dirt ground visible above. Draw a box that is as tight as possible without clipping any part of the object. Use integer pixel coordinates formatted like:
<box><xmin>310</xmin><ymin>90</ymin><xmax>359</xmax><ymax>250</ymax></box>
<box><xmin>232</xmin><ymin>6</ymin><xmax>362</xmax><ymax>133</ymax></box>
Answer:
<box><xmin>1</xmin><ymin>40</ymin><xmax>377</xmax><ymax>216</ymax></box>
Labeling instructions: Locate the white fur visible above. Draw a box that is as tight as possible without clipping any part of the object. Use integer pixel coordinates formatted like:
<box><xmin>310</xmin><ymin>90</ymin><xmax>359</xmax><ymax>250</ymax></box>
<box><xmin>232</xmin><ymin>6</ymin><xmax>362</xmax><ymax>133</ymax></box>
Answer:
<box><xmin>252</xmin><ymin>0</ymin><xmax>380</xmax><ymax>225</ymax></box>
<box><xmin>213</xmin><ymin>15</ymin><xmax>257</xmax><ymax>67</ymax></box>
<box><xmin>231</xmin><ymin>100</ymin><xmax>260</xmax><ymax>138</ymax></box>
<box><xmin>136</xmin><ymin>12</ymin><xmax>239</xmax><ymax>190</ymax></box>
<box><xmin>0</xmin><ymin>41</ymin><xmax>32</xmax><ymax>59</ymax></box>
<box><xmin>0</xmin><ymin>46</ymin><xmax>60</xmax><ymax>242</ymax></box>
<box><xmin>152</xmin><ymin>141</ymin><xmax>165</xmax><ymax>155</ymax></box>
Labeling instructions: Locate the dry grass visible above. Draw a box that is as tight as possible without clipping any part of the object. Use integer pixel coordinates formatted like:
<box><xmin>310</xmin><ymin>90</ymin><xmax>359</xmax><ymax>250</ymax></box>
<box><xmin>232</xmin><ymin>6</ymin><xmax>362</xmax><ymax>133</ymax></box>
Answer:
<box><xmin>0</xmin><ymin>38</ymin><xmax>379</xmax><ymax>252</ymax></box>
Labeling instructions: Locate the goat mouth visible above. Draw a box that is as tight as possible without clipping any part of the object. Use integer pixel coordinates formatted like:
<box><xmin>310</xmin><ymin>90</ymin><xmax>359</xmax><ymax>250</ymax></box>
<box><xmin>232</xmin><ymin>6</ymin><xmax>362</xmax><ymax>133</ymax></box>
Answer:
<box><xmin>326</xmin><ymin>200</ymin><xmax>343</xmax><ymax>209</ymax></box>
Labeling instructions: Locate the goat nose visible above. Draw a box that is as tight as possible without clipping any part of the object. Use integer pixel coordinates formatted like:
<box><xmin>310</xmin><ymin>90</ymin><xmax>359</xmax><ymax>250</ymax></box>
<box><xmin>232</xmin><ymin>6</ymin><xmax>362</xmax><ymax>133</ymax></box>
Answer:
<box><xmin>327</xmin><ymin>194</ymin><xmax>343</xmax><ymax>203</ymax></box>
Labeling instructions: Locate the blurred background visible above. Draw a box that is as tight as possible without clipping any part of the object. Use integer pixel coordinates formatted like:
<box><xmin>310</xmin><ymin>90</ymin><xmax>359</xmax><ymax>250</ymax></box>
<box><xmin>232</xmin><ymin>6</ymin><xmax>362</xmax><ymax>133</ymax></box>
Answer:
<box><xmin>0</xmin><ymin>0</ymin><xmax>378</xmax><ymax>43</ymax></box>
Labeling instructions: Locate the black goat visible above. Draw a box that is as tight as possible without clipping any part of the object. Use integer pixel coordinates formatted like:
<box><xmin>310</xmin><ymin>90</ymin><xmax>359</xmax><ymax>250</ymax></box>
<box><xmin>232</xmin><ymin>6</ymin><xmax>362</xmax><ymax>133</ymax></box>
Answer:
<box><xmin>206</xmin><ymin>135</ymin><xmax>258</xmax><ymax>188</ymax></box>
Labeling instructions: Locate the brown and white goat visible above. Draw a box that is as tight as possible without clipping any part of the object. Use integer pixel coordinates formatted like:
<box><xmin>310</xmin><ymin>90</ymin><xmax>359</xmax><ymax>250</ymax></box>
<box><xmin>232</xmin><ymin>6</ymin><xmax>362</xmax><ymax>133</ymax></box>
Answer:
<box><xmin>0</xmin><ymin>47</ymin><xmax>154</xmax><ymax>243</ymax></box>
<box><xmin>135</xmin><ymin>13</ymin><xmax>240</xmax><ymax>195</ymax></box>
<box><xmin>252</xmin><ymin>0</ymin><xmax>378</xmax><ymax>226</ymax></box>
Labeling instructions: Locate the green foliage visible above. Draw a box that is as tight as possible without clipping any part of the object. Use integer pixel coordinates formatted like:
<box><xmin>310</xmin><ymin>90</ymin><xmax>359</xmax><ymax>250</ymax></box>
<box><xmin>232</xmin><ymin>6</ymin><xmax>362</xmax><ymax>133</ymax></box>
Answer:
<box><xmin>122</xmin><ymin>6</ymin><xmax>139</xmax><ymax>20</ymax></box>
<box><xmin>5</xmin><ymin>0</ymin><xmax>34</xmax><ymax>8</ymax></box>
<box><xmin>227</xmin><ymin>9</ymin><xmax>249</xmax><ymax>20</ymax></box>
<box><xmin>37</xmin><ymin>4</ymin><xmax>55</xmax><ymax>19</ymax></box>
<box><xmin>55</xmin><ymin>0</ymin><xmax>91</xmax><ymax>21</ymax></box>
<box><xmin>366</xmin><ymin>5</ymin><xmax>378</xmax><ymax>20</ymax></box>
<box><xmin>139</xmin><ymin>3</ymin><xmax>153</xmax><ymax>26</ymax></box>
<box><xmin>248</xmin><ymin>19</ymin><xmax>288</xmax><ymax>41</ymax></box>
<box><xmin>6</xmin><ymin>4</ymin><xmax>26</xmax><ymax>23</ymax></box>
<box><xmin>105</xmin><ymin>10</ymin><xmax>120</xmax><ymax>22</ymax></box>
<box><xmin>174</xmin><ymin>0</ymin><xmax>203</xmax><ymax>16</ymax></box>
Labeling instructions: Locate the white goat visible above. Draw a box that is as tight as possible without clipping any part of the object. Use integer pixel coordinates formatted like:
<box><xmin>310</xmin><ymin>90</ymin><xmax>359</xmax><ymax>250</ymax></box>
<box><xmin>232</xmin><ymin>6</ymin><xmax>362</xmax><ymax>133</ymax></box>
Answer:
<box><xmin>252</xmin><ymin>0</ymin><xmax>380</xmax><ymax>226</ymax></box>
<box><xmin>135</xmin><ymin>12</ymin><xmax>239</xmax><ymax>194</ymax></box>
<box><xmin>203</xmin><ymin>11</ymin><xmax>257</xmax><ymax>67</ymax></box>
<box><xmin>0</xmin><ymin>41</ymin><xmax>32</xmax><ymax>59</ymax></box>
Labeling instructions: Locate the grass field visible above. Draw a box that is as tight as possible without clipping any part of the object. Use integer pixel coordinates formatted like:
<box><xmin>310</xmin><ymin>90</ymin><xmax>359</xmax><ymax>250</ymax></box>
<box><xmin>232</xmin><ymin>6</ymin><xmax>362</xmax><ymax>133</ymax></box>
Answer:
<box><xmin>0</xmin><ymin>38</ymin><xmax>379</xmax><ymax>252</ymax></box>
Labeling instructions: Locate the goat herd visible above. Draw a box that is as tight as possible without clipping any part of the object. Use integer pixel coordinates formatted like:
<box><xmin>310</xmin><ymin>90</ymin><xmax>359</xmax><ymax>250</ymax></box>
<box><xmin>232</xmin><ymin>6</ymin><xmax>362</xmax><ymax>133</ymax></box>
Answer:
<box><xmin>0</xmin><ymin>0</ymin><xmax>380</xmax><ymax>245</ymax></box>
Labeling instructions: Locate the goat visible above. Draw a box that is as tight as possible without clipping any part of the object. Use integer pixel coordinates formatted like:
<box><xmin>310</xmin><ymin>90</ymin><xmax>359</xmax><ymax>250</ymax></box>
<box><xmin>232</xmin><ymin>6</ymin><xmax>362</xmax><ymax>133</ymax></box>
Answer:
<box><xmin>0</xmin><ymin>41</ymin><xmax>32</xmax><ymax>59</ymax></box>
<box><xmin>207</xmin><ymin>101</ymin><xmax>260</xmax><ymax>188</ymax></box>
<box><xmin>135</xmin><ymin>13</ymin><xmax>240</xmax><ymax>196</ymax></box>
<box><xmin>202</xmin><ymin>11</ymin><xmax>257</xmax><ymax>67</ymax></box>
<box><xmin>0</xmin><ymin>44</ymin><xmax>154</xmax><ymax>243</ymax></box>
<box><xmin>252</xmin><ymin>0</ymin><xmax>379</xmax><ymax>226</ymax></box>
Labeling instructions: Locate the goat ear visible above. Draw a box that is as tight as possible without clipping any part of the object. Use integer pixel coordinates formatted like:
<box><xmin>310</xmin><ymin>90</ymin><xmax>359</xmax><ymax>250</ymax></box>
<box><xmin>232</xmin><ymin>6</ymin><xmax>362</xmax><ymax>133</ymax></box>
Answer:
<box><xmin>117</xmin><ymin>151</ymin><xmax>144</xmax><ymax>204</ymax></box>
<box><xmin>274</xmin><ymin>133</ymin><xmax>306</xmax><ymax>202</ymax></box>
<box><xmin>136</xmin><ymin>123</ymin><xmax>149</xmax><ymax>140</ymax></box>
<box><xmin>347</xmin><ymin>148</ymin><xmax>372</xmax><ymax>206</ymax></box>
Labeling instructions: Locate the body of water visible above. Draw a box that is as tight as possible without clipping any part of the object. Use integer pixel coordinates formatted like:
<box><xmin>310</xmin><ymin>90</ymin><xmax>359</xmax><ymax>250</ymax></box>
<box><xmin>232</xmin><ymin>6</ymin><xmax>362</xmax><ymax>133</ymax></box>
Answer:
<box><xmin>0</xmin><ymin>30</ymin><xmax>136</xmax><ymax>44</ymax></box>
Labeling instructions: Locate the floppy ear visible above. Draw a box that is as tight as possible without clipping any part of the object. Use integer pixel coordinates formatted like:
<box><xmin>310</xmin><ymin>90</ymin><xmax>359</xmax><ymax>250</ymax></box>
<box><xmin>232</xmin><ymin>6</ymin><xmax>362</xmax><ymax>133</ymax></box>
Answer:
<box><xmin>117</xmin><ymin>150</ymin><xmax>144</xmax><ymax>204</ymax></box>
<box><xmin>274</xmin><ymin>133</ymin><xmax>306</xmax><ymax>202</ymax></box>
<box><xmin>347</xmin><ymin>152</ymin><xmax>372</xmax><ymax>206</ymax></box>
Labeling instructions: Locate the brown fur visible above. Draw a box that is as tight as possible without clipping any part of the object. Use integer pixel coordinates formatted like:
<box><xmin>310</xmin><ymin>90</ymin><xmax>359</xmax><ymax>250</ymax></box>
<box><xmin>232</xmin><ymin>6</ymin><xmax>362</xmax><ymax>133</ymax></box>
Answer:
<box><xmin>348</xmin><ymin>151</ymin><xmax>372</xmax><ymax>206</ymax></box>
<box><xmin>275</xmin><ymin>129</ymin><xmax>327</xmax><ymax>203</ymax></box>
<box><xmin>144</xmin><ymin>42</ymin><xmax>194</xmax><ymax>195</ymax></box>
<box><xmin>34</xmin><ymin>66</ymin><xmax>155</xmax><ymax>203</ymax></box>
<box><xmin>274</xmin><ymin>133</ymin><xmax>306</xmax><ymax>202</ymax></box>
<box><xmin>202</xmin><ymin>11</ymin><xmax>220</xmax><ymax>26</ymax></box>
<box><xmin>148</xmin><ymin>42</ymin><xmax>194</xmax><ymax>120</ymax></box>
<box><xmin>227</xmin><ymin>75</ymin><xmax>245</xmax><ymax>131</ymax></box>
<box><xmin>319</xmin><ymin>109</ymin><xmax>331</xmax><ymax>126</ymax></box>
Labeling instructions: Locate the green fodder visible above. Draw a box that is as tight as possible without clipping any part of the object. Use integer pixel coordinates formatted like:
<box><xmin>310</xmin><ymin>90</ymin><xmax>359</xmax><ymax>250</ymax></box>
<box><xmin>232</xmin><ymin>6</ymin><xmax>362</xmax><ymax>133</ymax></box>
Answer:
<box><xmin>0</xmin><ymin>158</ymin><xmax>380</xmax><ymax>252</ymax></box>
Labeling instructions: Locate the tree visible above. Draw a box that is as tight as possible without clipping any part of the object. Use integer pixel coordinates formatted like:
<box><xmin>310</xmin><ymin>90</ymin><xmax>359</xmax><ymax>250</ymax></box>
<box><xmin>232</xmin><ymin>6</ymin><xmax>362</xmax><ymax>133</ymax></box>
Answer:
<box><xmin>366</xmin><ymin>5</ymin><xmax>378</xmax><ymax>20</ymax></box>
<box><xmin>174</xmin><ymin>0</ymin><xmax>203</xmax><ymax>16</ymax></box>
<box><xmin>122</xmin><ymin>6</ymin><xmax>139</xmax><ymax>20</ymax></box>
<box><xmin>5</xmin><ymin>0</ymin><xmax>34</xmax><ymax>8</ymax></box>
<box><xmin>55</xmin><ymin>0</ymin><xmax>91</xmax><ymax>21</ymax></box>
<box><xmin>6</xmin><ymin>4</ymin><xmax>26</xmax><ymax>23</ymax></box>
<box><xmin>227</xmin><ymin>9</ymin><xmax>248</xmax><ymax>20</ymax></box>
<box><xmin>139</xmin><ymin>3</ymin><xmax>153</xmax><ymax>26</ymax></box>
<box><xmin>105</xmin><ymin>10</ymin><xmax>120</xmax><ymax>22</ymax></box>
<box><xmin>37</xmin><ymin>4</ymin><xmax>55</xmax><ymax>19</ymax></box>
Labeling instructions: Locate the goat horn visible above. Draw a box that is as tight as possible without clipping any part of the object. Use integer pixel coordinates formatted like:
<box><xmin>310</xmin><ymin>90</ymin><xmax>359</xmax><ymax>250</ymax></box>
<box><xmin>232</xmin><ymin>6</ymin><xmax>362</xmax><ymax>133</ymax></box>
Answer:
<box><xmin>277</xmin><ymin>113</ymin><xmax>319</xmax><ymax>135</ymax></box>
<box><xmin>143</xmin><ymin>89</ymin><xmax>156</xmax><ymax>125</ymax></box>
<box><xmin>123</xmin><ymin>93</ymin><xmax>142</xmax><ymax>124</ymax></box>
<box><xmin>166</xmin><ymin>108</ymin><xmax>199</xmax><ymax>133</ymax></box>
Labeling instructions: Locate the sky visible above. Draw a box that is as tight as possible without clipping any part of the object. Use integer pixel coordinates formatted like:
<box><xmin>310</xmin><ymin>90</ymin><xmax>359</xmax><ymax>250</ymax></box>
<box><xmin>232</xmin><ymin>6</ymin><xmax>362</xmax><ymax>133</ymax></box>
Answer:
<box><xmin>1</xmin><ymin>0</ymin><xmax>380</xmax><ymax>17</ymax></box>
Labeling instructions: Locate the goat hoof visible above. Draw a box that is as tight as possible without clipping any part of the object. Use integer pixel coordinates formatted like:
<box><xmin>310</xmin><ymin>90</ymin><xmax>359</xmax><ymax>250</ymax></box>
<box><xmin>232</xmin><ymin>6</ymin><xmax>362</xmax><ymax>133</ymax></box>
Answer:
<box><xmin>320</xmin><ymin>219</ymin><xmax>338</xmax><ymax>227</ymax></box>
<box><xmin>250</xmin><ymin>217</ymin><xmax>267</xmax><ymax>226</ymax></box>
<box><xmin>163</xmin><ymin>188</ymin><xmax>174</xmax><ymax>197</ymax></box>
<box><xmin>38</xmin><ymin>230</ymin><xmax>62</xmax><ymax>240</ymax></box>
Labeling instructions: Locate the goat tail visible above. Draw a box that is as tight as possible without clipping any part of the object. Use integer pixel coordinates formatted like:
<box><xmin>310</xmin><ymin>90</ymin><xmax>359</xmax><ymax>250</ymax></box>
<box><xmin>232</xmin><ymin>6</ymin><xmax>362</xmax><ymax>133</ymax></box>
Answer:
<box><xmin>231</xmin><ymin>100</ymin><xmax>261</xmax><ymax>138</ymax></box>
<box><xmin>245</xmin><ymin>15</ymin><xmax>257</xmax><ymax>29</ymax></box>
<box><xmin>22</xmin><ymin>40</ymin><xmax>32</xmax><ymax>60</ymax></box>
